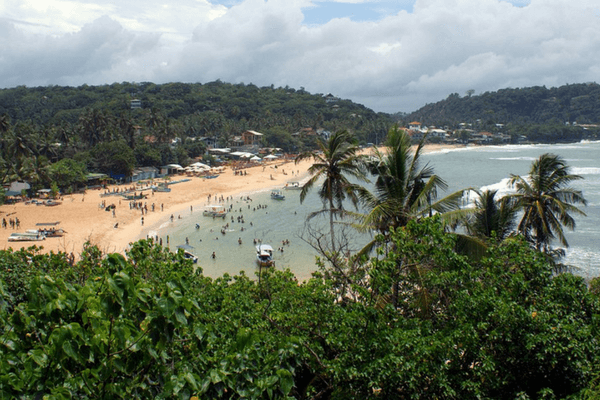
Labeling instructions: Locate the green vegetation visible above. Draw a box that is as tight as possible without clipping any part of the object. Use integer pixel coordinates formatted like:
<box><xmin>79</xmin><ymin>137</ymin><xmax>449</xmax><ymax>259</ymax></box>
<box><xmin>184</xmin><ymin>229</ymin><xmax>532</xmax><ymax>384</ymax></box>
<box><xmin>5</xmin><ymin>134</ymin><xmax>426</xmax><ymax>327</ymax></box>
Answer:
<box><xmin>0</xmin><ymin>82</ymin><xmax>391</xmax><ymax>198</ymax></box>
<box><xmin>404</xmin><ymin>83</ymin><xmax>600</xmax><ymax>143</ymax></box>
<box><xmin>1</xmin><ymin>219</ymin><xmax>599</xmax><ymax>399</ymax></box>
<box><xmin>1</xmin><ymin>125</ymin><xmax>598</xmax><ymax>398</ymax></box>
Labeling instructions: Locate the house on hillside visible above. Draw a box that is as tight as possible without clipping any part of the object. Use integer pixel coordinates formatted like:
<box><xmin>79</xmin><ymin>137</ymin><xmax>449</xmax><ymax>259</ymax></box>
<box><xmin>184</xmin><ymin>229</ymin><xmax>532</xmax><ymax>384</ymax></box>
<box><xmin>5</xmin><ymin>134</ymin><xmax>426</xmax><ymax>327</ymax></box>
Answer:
<box><xmin>130</xmin><ymin>99</ymin><xmax>142</xmax><ymax>110</ymax></box>
<box><xmin>427</xmin><ymin>128</ymin><xmax>448</xmax><ymax>140</ymax></box>
<box><xmin>241</xmin><ymin>130</ymin><xmax>264</xmax><ymax>147</ymax></box>
<box><xmin>409</xmin><ymin>121</ymin><xmax>422</xmax><ymax>131</ymax></box>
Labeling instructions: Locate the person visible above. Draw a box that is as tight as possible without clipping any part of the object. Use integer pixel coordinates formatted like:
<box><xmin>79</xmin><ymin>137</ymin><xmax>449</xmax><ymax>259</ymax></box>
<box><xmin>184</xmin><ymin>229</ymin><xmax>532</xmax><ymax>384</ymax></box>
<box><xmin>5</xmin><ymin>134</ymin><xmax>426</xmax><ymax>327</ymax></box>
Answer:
<box><xmin>114</xmin><ymin>223</ymin><xmax>119</xmax><ymax>228</ymax></box>
<box><xmin>238</xmin><ymin>237</ymin><xmax>242</xmax><ymax>245</ymax></box>
<box><xmin>196</xmin><ymin>223</ymin><xmax>200</xmax><ymax>229</ymax></box>
<box><xmin>211</xmin><ymin>251</ymin><xmax>216</xmax><ymax>259</ymax></box>
<box><xmin>141</xmin><ymin>217</ymin><xmax>144</xmax><ymax>226</ymax></box>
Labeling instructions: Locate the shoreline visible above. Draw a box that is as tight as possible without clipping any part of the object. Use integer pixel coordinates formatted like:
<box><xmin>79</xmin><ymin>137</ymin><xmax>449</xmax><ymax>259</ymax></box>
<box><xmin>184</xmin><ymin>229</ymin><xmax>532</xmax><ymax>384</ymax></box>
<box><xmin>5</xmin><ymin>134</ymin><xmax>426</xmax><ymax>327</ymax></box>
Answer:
<box><xmin>0</xmin><ymin>143</ymin><xmax>465</xmax><ymax>258</ymax></box>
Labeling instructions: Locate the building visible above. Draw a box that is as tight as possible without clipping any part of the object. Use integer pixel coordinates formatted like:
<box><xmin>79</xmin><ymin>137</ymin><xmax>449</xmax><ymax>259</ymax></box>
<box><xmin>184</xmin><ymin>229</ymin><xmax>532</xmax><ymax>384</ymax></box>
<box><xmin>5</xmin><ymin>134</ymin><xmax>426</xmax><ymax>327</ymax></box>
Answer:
<box><xmin>241</xmin><ymin>130</ymin><xmax>264</xmax><ymax>147</ymax></box>
<box><xmin>131</xmin><ymin>167</ymin><xmax>159</xmax><ymax>182</ymax></box>
<box><xmin>130</xmin><ymin>99</ymin><xmax>142</xmax><ymax>110</ymax></box>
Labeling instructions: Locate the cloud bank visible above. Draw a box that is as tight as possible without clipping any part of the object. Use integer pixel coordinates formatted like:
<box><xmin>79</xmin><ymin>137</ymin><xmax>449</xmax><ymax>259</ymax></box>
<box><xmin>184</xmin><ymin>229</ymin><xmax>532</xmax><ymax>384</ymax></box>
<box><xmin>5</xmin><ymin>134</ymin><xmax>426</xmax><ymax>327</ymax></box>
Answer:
<box><xmin>1</xmin><ymin>0</ymin><xmax>600</xmax><ymax>113</ymax></box>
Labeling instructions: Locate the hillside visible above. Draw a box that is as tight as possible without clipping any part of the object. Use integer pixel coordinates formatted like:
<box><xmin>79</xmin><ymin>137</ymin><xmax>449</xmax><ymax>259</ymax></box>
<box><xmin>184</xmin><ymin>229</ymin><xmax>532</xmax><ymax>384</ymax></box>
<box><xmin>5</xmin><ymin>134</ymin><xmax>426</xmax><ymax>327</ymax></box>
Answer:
<box><xmin>404</xmin><ymin>83</ymin><xmax>600</xmax><ymax>127</ymax></box>
<box><xmin>0</xmin><ymin>81</ymin><xmax>391</xmax><ymax>145</ymax></box>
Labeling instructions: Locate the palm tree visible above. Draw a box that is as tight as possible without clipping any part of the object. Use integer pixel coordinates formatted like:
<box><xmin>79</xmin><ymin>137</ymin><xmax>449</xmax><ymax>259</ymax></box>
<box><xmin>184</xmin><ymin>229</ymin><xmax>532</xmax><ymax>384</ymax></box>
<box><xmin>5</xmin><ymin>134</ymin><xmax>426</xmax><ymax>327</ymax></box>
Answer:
<box><xmin>464</xmin><ymin>189</ymin><xmax>518</xmax><ymax>242</ymax></box>
<box><xmin>295</xmin><ymin>130</ymin><xmax>367</xmax><ymax>251</ymax></box>
<box><xmin>359</xmin><ymin>125</ymin><xmax>461</xmax><ymax>243</ymax></box>
<box><xmin>509</xmin><ymin>153</ymin><xmax>587</xmax><ymax>252</ymax></box>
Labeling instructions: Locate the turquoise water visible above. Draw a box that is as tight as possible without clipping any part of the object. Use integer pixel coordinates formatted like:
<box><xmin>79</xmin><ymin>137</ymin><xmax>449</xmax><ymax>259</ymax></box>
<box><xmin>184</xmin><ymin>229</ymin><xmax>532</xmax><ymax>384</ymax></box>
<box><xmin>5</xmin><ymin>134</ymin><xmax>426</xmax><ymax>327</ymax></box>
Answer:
<box><xmin>150</xmin><ymin>141</ymin><xmax>600</xmax><ymax>280</ymax></box>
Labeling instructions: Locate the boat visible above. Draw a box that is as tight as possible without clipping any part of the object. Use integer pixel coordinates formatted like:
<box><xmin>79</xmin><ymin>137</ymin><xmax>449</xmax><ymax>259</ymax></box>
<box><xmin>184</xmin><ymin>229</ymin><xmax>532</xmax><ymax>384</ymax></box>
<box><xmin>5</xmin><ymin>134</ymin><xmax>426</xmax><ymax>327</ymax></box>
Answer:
<box><xmin>202</xmin><ymin>205</ymin><xmax>227</xmax><ymax>219</ymax></box>
<box><xmin>256</xmin><ymin>244</ymin><xmax>274</xmax><ymax>267</ymax></box>
<box><xmin>176</xmin><ymin>244</ymin><xmax>198</xmax><ymax>264</ymax></box>
<box><xmin>153</xmin><ymin>183</ymin><xmax>171</xmax><ymax>193</ymax></box>
<box><xmin>183</xmin><ymin>250</ymin><xmax>198</xmax><ymax>264</ymax></box>
<box><xmin>284</xmin><ymin>182</ymin><xmax>302</xmax><ymax>190</ymax></box>
<box><xmin>203</xmin><ymin>175</ymin><xmax>219</xmax><ymax>179</ymax></box>
<box><xmin>271</xmin><ymin>190</ymin><xmax>285</xmax><ymax>200</ymax></box>
<box><xmin>39</xmin><ymin>228</ymin><xmax>66</xmax><ymax>237</ymax></box>
<box><xmin>8</xmin><ymin>232</ymin><xmax>46</xmax><ymax>242</ymax></box>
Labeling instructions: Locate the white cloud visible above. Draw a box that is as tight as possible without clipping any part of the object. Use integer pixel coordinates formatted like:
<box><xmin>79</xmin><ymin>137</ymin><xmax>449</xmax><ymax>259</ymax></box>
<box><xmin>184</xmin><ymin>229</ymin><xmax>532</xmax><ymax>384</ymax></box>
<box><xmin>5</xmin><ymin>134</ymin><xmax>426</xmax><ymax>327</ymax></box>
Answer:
<box><xmin>1</xmin><ymin>0</ymin><xmax>600</xmax><ymax>113</ymax></box>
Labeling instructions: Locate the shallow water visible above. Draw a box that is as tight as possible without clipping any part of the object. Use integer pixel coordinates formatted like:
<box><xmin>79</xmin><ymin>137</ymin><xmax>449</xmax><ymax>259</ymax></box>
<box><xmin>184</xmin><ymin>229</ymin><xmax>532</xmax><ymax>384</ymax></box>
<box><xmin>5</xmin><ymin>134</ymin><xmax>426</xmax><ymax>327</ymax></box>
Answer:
<box><xmin>151</xmin><ymin>141</ymin><xmax>600</xmax><ymax>280</ymax></box>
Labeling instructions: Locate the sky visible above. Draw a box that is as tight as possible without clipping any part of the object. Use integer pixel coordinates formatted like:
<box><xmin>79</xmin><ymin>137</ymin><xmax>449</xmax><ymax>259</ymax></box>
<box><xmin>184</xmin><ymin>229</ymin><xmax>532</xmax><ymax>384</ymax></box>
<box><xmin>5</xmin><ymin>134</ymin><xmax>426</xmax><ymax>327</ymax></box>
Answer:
<box><xmin>1</xmin><ymin>0</ymin><xmax>600</xmax><ymax>113</ymax></box>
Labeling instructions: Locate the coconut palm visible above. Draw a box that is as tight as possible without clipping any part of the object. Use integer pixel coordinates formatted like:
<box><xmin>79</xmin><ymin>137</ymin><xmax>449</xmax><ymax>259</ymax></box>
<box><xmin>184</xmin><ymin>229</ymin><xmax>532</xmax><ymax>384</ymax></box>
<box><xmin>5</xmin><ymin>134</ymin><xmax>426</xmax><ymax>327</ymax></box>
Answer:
<box><xmin>464</xmin><ymin>189</ymin><xmax>518</xmax><ymax>242</ymax></box>
<box><xmin>295</xmin><ymin>129</ymin><xmax>367</xmax><ymax>251</ymax></box>
<box><xmin>509</xmin><ymin>153</ymin><xmax>587</xmax><ymax>252</ymax></box>
<box><xmin>359</xmin><ymin>125</ymin><xmax>462</xmax><ymax>243</ymax></box>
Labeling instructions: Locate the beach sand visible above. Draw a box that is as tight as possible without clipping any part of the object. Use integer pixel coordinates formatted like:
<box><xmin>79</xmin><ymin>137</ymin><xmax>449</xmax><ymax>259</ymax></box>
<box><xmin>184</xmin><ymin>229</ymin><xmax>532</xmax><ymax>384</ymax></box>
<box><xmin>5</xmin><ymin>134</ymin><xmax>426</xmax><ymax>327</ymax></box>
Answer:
<box><xmin>0</xmin><ymin>143</ymin><xmax>463</xmax><ymax>257</ymax></box>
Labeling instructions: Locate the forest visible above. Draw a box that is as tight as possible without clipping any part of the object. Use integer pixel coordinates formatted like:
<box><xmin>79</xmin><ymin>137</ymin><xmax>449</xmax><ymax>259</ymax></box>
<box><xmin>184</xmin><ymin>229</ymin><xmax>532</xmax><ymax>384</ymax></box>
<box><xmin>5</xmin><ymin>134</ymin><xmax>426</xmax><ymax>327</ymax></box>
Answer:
<box><xmin>0</xmin><ymin>81</ymin><xmax>391</xmax><ymax>195</ymax></box>
<box><xmin>405</xmin><ymin>82</ymin><xmax>600</xmax><ymax>127</ymax></box>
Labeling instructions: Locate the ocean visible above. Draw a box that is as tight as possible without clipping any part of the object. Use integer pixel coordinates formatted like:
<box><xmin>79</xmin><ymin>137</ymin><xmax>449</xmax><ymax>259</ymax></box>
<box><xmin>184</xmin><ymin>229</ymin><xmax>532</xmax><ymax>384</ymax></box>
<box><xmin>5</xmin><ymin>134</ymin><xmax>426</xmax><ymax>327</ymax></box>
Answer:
<box><xmin>151</xmin><ymin>141</ymin><xmax>600</xmax><ymax>281</ymax></box>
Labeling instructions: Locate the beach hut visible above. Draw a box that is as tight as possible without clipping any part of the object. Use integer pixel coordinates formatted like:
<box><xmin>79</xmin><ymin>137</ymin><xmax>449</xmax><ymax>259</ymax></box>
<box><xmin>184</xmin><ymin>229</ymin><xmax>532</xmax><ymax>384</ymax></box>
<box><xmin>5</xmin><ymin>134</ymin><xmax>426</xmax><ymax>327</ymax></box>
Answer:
<box><xmin>161</xmin><ymin>164</ymin><xmax>184</xmax><ymax>175</ymax></box>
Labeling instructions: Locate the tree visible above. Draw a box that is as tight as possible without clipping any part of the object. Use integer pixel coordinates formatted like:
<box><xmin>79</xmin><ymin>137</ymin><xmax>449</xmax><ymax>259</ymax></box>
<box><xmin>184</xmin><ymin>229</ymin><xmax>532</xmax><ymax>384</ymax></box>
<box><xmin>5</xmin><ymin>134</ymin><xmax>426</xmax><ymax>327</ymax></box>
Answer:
<box><xmin>359</xmin><ymin>125</ymin><xmax>461</xmax><ymax>243</ymax></box>
<box><xmin>509</xmin><ymin>153</ymin><xmax>587</xmax><ymax>252</ymax></box>
<box><xmin>464</xmin><ymin>189</ymin><xmax>518</xmax><ymax>242</ymax></box>
<box><xmin>295</xmin><ymin>130</ymin><xmax>367</xmax><ymax>252</ymax></box>
<box><xmin>48</xmin><ymin>158</ymin><xmax>87</xmax><ymax>191</ymax></box>
<box><xmin>90</xmin><ymin>140</ymin><xmax>135</xmax><ymax>178</ymax></box>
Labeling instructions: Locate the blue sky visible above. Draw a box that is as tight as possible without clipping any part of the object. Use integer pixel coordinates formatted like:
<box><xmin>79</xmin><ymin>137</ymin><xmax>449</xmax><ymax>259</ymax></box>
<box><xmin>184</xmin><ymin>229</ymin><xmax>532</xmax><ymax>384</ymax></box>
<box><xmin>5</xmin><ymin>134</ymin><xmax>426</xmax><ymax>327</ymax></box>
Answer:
<box><xmin>1</xmin><ymin>0</ymin><xmax>597</xmax><ymax>113</ymax></box>
<box><xmin>208</xmin><ymin>0</ymin><xmax>531</xmax><ymax>25</ymax></box>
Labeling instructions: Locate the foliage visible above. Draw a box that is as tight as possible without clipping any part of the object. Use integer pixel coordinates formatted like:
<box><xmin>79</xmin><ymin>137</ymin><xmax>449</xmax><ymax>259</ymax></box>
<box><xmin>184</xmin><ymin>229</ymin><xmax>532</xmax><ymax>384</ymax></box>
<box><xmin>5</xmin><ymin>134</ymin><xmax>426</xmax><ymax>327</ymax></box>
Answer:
<box><xmin>407</xmin><ymin>82</ymin><xmax>600</xmax><ymax>128</ymax></box>
<box><xmin>0</xmin><ymin>219</ymin><xmax>598</xmax><ymax>399</ymax></box>
<box><xmin>48</xmin><ymin>158</ymin><xmax>88</xmax><ymax>191</ymax></box>
<box><xmin>509</xmin><ymin>153</ymin><xmax>587</xmax><ymax>252</ymax></box>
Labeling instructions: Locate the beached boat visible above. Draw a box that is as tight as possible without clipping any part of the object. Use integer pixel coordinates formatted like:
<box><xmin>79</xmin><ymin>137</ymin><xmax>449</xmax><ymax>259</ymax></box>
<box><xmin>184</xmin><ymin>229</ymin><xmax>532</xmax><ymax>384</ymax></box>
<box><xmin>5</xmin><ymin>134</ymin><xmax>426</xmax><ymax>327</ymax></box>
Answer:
<box><xmin>153</xmin><ymin>184</ymin><xmax>171</xmax><ymax>193</ymax></box>
<box><xmin>36</xmin><ymin>228</ymin><xmax>66</xmax><ymax>237</ymax></box>
<box><xmin>203</xmin><ymin>175</ymin><xmax>219</xmax><ymax>179</ymax></box>
<box><xmin>8</xmin><ymin>232</ymin><xmax>46</xmax><ymax>242</ymax></box>
<box><xmin>271</xmin><ymin>190</ymin><xmax>285</xmax><ymax>200</ymax></box>
<box><xmin>284</xmin><ymin>182</ymin><xmax>302</xmax><ymax>190</ymax></box>
<box><xmin>256</xmin><ymin>244</ymin><xmax>274</xmax><ymax>267</ymax></box>
<box><xmin>203</xmin><ymin>205</ymin><xmax>227</xmax><ymax>219</ymax></box>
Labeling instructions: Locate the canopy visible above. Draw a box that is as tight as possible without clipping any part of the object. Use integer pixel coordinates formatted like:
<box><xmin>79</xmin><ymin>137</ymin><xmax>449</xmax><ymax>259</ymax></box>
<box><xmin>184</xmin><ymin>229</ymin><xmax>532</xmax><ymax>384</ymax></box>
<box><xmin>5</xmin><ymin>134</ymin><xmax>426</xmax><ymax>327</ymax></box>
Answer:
<box><xmin>264</xmin><ymin>154</ymin><xmax>278</xmax><ymax>159</ymax></box>
<box><xmin>250</xmin><ymin>156</ymin><xmax>262</xmax><ymax>161</ymax></box>
<box><xmin>190</xmin><ymin>162</ymin><xmax>210</xmax><ymax>169</ymax></box>
<box><xmin>165</xmin><ymin>164</ymin><xmax>183</xmax><ymax>169</ymax></box>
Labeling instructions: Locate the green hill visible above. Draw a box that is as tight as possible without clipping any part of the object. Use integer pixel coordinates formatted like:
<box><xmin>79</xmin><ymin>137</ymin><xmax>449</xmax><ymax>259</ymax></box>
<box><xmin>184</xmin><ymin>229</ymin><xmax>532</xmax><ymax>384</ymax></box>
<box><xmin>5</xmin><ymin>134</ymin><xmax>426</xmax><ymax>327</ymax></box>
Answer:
<box><xmin>404</xmin><ymin>83</ymin><xmax>600</xmax><ymax>127</ymax></box>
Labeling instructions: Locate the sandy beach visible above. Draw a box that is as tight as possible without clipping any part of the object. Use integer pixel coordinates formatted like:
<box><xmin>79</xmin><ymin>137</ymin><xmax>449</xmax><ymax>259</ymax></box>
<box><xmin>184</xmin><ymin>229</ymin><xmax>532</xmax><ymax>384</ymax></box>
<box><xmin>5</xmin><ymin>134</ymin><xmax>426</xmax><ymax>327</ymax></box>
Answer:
<box><xmin>0</xmin><ymin>143</ymin><xmax>463</xmax><ymax>257</ymax></box>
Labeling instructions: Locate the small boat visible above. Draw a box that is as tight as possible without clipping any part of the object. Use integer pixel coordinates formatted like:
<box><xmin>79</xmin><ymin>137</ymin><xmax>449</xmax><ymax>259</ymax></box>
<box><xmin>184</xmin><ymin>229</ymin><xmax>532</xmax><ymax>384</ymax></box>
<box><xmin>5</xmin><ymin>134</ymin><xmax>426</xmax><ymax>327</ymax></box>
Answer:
<box><xmin>203</xmin><ymin>205</ymin><xmax>227</xmax><ymax>219</ymax></box>
<box><xmin>40</xmin><ymin>228</ymin><xmax>67</xmax><ymax>238</ymax></box>
<box><xmin>44</xmin><ymin>200</ymin><xmax>62</xmax><ymax>206</ymax></box>
<box><xmin>183</xmin><ymin>250</ymin><xmax>198</xmax><ymax>264</ymax></box>
<box><xmin>8</xmin><ymin>232</ymin><xmax>46</xmax><ymax>242</ymax></box>
<box><xmin>284</xmin><ymin>182</ymin><xmax>302</xmax><ymax>190</ymax></box>
<box><xmin>256</xmin><ymin>244</ymin><xmax>274</xmax><ymax>267</ymax></box>
<box><xmin>203</xmin><ymin>175</ymin><xmax>219</xmax><ymax>179</ymax></box>
<box><xmin>271</xmin><ymin>190</ymin><xmax>285</xmax><ymax>200</ymax></box>
<box><xmin>176</xmin><ymin>244</ymin><xmax>198</xmax><ymax>264</ymax></box>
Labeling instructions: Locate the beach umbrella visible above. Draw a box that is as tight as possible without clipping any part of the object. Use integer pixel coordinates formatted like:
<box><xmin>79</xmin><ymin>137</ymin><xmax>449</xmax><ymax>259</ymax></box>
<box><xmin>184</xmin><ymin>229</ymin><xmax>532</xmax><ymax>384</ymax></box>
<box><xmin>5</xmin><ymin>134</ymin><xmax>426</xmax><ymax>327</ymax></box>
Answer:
<box><xmin>264</xmin><ymin>154</ymin><xmax>278</xmax><ymax>159</ymax></box>
<box><xmin>250</xmin><ymin>156</ymin><xmax>262</xmax><ymax>161</ymax></box>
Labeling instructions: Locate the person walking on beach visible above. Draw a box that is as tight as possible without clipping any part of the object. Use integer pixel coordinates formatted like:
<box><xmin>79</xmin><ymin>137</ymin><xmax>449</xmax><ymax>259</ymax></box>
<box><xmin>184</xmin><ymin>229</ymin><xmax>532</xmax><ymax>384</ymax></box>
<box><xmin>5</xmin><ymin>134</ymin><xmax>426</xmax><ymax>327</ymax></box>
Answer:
<box><xmin>141</xmin><ymin>217</ymin><xmax>144</xmax><ymax>226</ymax></box>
